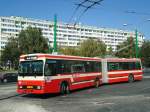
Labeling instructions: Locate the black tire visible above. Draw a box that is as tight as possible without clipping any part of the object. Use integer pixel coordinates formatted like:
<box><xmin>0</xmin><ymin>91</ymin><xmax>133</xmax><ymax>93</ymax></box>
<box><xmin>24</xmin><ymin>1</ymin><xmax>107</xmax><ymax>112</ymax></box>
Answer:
<box><xmin>60</xmin><ymin>82</ymin><xmax>70</xmax><ymax>95</ymax></box>
<box><xmin>128</xmin><ymin>74</ymin><xmax>134</xmax><ymax>83</ymax></box>
<box><xmin>94</xmin><ymin>79</ymin><xmax>100</xmax><ymax>88</ymax></box>
<box><xmin>65</xmin><ymin>83</ymin><xmax>70</xmax><ymax>94</ymax></box>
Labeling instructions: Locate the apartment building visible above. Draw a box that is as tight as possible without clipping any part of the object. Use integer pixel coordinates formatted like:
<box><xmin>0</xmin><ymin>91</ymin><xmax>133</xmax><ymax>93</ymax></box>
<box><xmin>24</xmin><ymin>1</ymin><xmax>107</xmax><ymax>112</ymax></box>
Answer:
<box><xmin>0</xmin><ymin>16</ymin><xmax>144</xmax><ymax>55</ymax></box>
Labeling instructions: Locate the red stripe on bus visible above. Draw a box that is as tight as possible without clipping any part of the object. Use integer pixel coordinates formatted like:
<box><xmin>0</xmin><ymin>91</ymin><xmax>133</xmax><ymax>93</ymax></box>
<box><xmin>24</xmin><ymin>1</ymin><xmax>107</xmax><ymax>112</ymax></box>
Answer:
<box><xmin>108</xmin><ymin>73</ymin><xmax>129</xmax><ymax>78</ymax></box>
<box><xmin>108</xmin><ymin>77</ymin><xmax>128</xmax><ymax>83</ymax></box>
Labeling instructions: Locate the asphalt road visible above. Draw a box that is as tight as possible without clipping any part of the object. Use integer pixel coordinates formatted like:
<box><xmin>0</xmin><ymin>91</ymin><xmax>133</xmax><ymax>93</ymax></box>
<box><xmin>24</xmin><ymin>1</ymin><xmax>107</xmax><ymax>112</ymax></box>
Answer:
<box><xmin>0</xmin><ymin>73</ymin><xmax>150</xmax><ymax>112</ymax></box>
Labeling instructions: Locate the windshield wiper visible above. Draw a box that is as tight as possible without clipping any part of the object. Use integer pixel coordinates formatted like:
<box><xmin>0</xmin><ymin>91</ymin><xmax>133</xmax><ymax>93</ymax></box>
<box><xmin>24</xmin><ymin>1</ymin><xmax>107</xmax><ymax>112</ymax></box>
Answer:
<box><xmin>33</xmin><ymin>71</ymin><xmax>37</xmax><ymax>78</ymax></box>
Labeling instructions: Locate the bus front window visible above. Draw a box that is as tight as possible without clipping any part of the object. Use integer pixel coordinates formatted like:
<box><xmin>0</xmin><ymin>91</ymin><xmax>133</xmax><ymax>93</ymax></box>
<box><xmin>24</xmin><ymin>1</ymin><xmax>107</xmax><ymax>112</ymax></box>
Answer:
<box><xmin>19</xmin><ymin>60</ymin><xmax>43</xmax><ymax>76</ymax></box>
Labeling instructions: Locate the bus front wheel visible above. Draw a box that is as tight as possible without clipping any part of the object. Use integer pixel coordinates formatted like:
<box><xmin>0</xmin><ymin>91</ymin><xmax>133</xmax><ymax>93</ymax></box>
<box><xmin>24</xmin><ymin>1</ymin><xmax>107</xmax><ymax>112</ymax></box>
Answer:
<box><xmin>94</xmin><ymin>78</ymin><xmax>100</xmax><ymax>88</ymax></box>
<box><xmin>128</xmin><ymin>74</ymin><xmax>134</xmax><ymax>83</ymax></box>
<box><xmin>60</xmin><ymin>82</ymin><xmax>70</xmax><ymax>95</ymax></box>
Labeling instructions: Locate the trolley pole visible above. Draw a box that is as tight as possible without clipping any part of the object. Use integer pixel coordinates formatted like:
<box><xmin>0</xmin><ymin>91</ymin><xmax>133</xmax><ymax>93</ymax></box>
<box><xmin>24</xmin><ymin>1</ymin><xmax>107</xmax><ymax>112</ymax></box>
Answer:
<box><xmin>53</xmin><ymin>14</ymin><xmax>57</xmax><ymax>53</ymax></box>
<box><xmin>135</xmin><ymin>29</ymin><xmax>139</xmax><ymax>58</ymax></box>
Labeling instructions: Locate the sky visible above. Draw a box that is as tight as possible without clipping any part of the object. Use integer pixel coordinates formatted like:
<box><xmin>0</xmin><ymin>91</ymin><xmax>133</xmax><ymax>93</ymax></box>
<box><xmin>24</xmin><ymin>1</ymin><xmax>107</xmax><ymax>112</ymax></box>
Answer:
<box><xmin>0</xmin><ymin>0</ymin><xmax>150</xmax><ymax>39</ymax></box>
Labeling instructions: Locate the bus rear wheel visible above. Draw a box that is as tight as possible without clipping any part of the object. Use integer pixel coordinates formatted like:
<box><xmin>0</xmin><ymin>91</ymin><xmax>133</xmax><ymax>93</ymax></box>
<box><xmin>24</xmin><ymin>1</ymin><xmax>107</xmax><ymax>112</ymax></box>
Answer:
<box><xmin>128</xmin><ymin>74</ymin><xmax>134</xmax><ymax>83</ymax></box>
<box><xmin>94</xmin><ymin>79</ymin><xmax>100</xmax><ymax>88</ymax></box>
<box><xmin>60</xmin><ymin>82</ymin><xmax>70</xmax><ymax>95</ymax></box>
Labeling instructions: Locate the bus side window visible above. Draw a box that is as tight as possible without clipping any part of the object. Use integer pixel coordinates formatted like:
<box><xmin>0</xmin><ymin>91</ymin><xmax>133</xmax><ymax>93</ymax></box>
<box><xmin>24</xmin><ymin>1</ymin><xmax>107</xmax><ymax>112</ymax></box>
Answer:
<box><xmin>94</xmin><ymin>62</ymin><xmax>101</xmax><ymax>72</ymax></box>
<box><xmin>108</xmin><ymin>63</ymin><xmax>113</xmax><ymax>71</ymax></box>
<box><xmin>135</xmin><ymin>62</ymin><xmax>141</xmax><ymax>69</ymax></box>
<box><xmin>59</xmin><ymin>60</ymin><xmax>71</xmax><ymax>74</ymax></box>
<box><xmin>108</xmin><ymin>62</ymin><xmax>119</xmax><ymax>71</ymax></box>
<box><xmin>45</xmin><ymin>60</ymin><xmax>57</xmax><ymax>76</ymax></box>
<box><xmin>84</xmin><ymin>61</ymin><xmax>91</xmax><ymax>72</ymax></box>
<box><xmin>71</xmin><ymin>64</ymin><xmax>85</xmax><ymax>73</ymax></box>
<box><xmin>108</xmin><ymin>63</ymin><xmax>112</xmax><ymax>71</ymax></box>
<box><xmin>121</xmin><ymin>62</ymin><xmax>129</xmax><ymax>70</ymax></box>
<box><xmin>129</xmin><ymin>62</ymin><xmax>134</xmax><ymax>70</ymax></box>
<box><xmin>45</xmin><ymin>64</ymin><xmax>52</xmax><ymax>76</ymax></box>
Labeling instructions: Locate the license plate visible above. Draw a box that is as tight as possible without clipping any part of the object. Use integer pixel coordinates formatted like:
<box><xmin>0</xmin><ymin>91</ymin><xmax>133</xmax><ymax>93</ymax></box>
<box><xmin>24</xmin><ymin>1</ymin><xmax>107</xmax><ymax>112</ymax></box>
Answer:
<box><xmin>27</xmin><ymin>86</ymin><xmax>33</xmax><ymax>89</ymax></box>
<box><xmin>23</xmin><ymin>90</ymin><xmax>33</xmax><ymax>94</ymax></box>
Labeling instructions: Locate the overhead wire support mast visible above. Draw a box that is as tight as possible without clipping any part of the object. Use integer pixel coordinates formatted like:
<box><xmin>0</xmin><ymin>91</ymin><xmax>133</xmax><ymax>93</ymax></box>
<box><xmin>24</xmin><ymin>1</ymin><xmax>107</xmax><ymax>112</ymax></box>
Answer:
<box><xmin>53</xmin><ymin>14</ymin><xmax>57</xmax><ymax>53</ymax></box>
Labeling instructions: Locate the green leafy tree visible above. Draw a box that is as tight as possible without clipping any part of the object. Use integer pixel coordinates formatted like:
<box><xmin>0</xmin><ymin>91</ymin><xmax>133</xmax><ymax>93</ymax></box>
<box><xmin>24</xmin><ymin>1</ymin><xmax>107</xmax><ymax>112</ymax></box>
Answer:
<box><xmin>18</xmin><ymin>27</ymin><xmax>49</xmax><ymax>54</ymax></box>
<box><xmin>59</xmin><ymin>47</ymin><xmax>79</xmax><ymax>56</ymax></box>
<box><xmin>140</xmin><ymin>40</ymin><xmax>150</xmax><ymax>67</ymax></box>
<box><xmin>115</xmin><ymin>37</ymin><xmax>135</xmax><ymax>58</ymax></box>
<box><xmin>1</xmin><ymin>37</ymin><xmax>20</xmax><ymax>69</ymax></box>
<box><xmin>1</xmin><ymin>27</ymin><xmax>50</xmax><ymax>69</ymax></box>
<box><xmin>107</xmin><ymin>46</ymin><xmax>114</xmax><ymax>56</ymax></box>
<box><xmin>79</xmin><ymin>39</ymin><xmax>106</xmax><ymax>57</ymax></box>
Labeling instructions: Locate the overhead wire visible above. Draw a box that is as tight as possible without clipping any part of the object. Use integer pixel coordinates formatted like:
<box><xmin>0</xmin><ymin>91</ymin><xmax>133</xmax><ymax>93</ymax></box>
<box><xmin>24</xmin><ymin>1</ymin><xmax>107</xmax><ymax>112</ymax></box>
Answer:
<box><xmin>74</xmin><ymin>0</ymin><xmax>104</xmax><ymax>26</ymax></box>
<box><xmin>68</xmin><ymin>0</ymin><xmax>104</xmax><ymax>27</ymax></box>
<box><xmin>67</xmin><ymin>0</ymin><xmax>90</xmax><ymax>25</ymax></box>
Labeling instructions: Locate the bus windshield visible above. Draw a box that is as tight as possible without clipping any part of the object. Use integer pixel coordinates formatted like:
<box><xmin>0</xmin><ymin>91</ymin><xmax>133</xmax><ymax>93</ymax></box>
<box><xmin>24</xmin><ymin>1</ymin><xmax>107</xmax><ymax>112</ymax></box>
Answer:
<box><xmin>18</xmin><ymin>60</ymin><xmax>43</xmax><ymax>76</ymax></box>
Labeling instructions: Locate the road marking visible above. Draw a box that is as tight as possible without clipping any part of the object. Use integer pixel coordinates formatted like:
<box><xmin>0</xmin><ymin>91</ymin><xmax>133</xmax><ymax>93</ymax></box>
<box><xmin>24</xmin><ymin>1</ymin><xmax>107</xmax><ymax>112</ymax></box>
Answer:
<box><xmin>92</xmin><ymin>101</ymin><xmax>115</xmax><ymax>106</ymax></box>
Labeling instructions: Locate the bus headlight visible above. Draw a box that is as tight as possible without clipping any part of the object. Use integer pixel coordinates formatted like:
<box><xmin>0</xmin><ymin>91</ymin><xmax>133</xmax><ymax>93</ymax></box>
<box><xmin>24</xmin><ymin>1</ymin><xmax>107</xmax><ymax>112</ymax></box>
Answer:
<box><xmin>36</xmin><ymin>86</ymin><xmax>42</xmax><ymax>90</ymax></box>
<box><xmin>19</xmin><ymin>86</ymin><xmax>23</xmax><ymax>89</ymax></box>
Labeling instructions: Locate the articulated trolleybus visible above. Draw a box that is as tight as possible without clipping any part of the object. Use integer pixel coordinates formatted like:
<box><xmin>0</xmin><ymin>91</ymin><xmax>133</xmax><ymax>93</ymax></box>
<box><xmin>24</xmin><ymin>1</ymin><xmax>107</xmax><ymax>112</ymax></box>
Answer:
<box><xmin>17</xmin><ymin>53</ymin><xmax>143</xmax><ymax>94</ymax></box>
<box><xmin>17</xmin><ymin>53</ymin><xmax>102</xmax><ymax>94</ymax></box>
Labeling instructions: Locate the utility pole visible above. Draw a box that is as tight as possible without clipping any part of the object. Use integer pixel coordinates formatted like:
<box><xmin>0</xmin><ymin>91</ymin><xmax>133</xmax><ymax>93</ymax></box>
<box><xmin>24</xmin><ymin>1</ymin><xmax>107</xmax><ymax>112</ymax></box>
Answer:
<box><xmin>130</xmin><ymin>36</ymin><xmax>133</xmax><ymax>58</ymax></box>
<box><xmin>53</xmin><ymin>14</ymin><xmax>57</xmax><ymax>53</ymax></box>
<box><xmin>135</xmin><ymin>29</ymin><xmax>139</xmax><ymax>58</ymax></box>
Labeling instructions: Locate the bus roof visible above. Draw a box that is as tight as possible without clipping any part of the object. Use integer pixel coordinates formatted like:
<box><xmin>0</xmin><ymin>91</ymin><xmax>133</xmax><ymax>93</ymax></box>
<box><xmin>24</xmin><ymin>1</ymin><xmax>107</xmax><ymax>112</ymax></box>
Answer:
<box><xmin>20</xmin><ymin>53</ymin><xmax>102</xmax><ymax>61</ymax></box>
<box><xmin>105</xmin><ymin>58</ymin><xmax>141</xmax><ymax>62</ymax></box>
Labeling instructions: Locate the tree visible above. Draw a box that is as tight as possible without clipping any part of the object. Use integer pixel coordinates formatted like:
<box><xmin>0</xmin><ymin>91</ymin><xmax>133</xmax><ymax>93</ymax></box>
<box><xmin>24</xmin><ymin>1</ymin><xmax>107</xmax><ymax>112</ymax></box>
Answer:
<box><xmin>79</xmin><ymin>39</ymin><xmax>106</xmax><ymax>57</ymax></box>
<box><xmin>115</xmin><ymin>37</ymin><xmax>135</xmax><ymax>58</ymax></box>
<box><xmin>1</xmin><ymin>37</ymin><xmax>20</xmax><ymax>69</ymax></box>
<box><xmin>107</xmin><ymin>46</ymin><xmax>114</xmax><ymax>56</ymax></box>
<box><xmin>59</xmin><ymin>47</ymin><xmax>79</xmax><ymax>56</ymax></box>
<box><xmin>140</xmin><ymin>40</ymin><xmax>150</xmax><ymax>67</ymax></box>
<box><xmin>1</xmin><ymin>27</ymin><xmax>50</xmax><ymax>69</ymax></box>
<box><xmin>18</xmin><ymin>27</ymin><xmax>49</xmax><ymax>54</ymax></box>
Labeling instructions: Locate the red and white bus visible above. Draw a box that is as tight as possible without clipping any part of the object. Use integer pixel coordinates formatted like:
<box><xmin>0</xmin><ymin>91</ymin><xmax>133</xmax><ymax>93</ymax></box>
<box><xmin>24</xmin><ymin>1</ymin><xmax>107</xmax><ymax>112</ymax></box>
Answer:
<box><xmin>102</xmin><ymin>58</ymin><xmax>143</xmax><ymax>84</ymax></box>
<box><xmin>17</xmin><ymin>53</ymin><xmax>102</xmax><ymax>94</ymax></box>
<box><xmin>17</xmin><ymin>54</ymin><xmax>143</xmax><ymax>94</ymax></box>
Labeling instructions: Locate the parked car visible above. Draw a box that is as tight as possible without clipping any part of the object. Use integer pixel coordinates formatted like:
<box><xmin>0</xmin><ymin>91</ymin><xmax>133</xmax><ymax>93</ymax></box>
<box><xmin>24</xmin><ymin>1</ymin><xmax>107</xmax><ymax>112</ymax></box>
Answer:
<box><xmin>0</xmin><ymin>73</ymin><xmax>18</xmax><ymax>83</ymax></box>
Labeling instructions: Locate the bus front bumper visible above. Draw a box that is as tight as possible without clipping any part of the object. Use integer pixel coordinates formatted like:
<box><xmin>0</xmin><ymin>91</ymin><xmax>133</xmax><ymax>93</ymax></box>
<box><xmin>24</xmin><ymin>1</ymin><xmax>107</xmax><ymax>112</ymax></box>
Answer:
<box><xmin>17</xmin><ymin>88</ymin><xmax>45</xmax><ymax>94</ymax></box>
